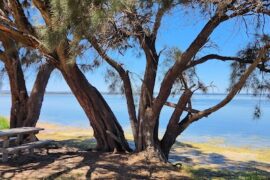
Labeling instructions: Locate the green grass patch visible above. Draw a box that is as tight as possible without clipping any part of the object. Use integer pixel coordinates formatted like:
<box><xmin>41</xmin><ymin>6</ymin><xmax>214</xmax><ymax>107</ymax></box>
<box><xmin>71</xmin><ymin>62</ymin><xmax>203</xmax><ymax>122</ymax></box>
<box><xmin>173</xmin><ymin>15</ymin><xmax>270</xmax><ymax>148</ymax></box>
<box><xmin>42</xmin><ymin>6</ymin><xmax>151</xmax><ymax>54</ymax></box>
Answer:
<box><xmin>186</xmin><ymin>166</ymin><xmax>270</xmax><ymax>180</ymax></box>
<box><xmin>0</xmin><ymin>116</ymin><xmax>9</xmax><ymax>129</ymax></box>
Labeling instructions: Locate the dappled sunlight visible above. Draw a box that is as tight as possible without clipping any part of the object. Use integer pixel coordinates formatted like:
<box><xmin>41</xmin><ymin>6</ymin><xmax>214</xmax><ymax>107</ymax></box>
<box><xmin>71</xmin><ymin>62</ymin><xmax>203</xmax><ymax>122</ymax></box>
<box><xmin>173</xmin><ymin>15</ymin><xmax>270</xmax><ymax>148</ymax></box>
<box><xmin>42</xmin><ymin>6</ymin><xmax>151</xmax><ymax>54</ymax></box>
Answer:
<box><xmin>0</xmin><ymin>140</ymin><xmax>187</xmax><ymax>179</ymax></box>
<box><xmin>170</xmin><ymin>142</ymin><xmax>270</xmax><ymax>178</ymax></box>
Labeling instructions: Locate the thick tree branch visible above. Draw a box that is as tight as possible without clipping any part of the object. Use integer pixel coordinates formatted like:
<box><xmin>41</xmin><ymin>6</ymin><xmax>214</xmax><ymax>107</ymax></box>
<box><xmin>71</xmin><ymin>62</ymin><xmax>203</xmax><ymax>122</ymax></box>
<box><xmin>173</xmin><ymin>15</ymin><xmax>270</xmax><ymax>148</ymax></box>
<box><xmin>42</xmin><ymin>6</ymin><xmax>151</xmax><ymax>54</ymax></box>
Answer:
<box><xmin>163</xmin><ymin>100</ymin><xmax>199</xmax><ymax>114</ymax></box>
<box><xmin>189</xmin><ymin>45</ymin><xmax>270</xmax><ymax>123</ymax></box>
<box><xmin>160</xmin><ymin>89</ymin><xmax>193</xmax><ymax>157</ymax></box>
<box><xmin>8</xmin><ymin>0</ymin><xmax>35</xmax><ymax>34</ymax></box>
<box><xmin>0</xmin><ymin>24</ymin><xmax>40</xmax><ymax>49</ymax></box>
<box><xmin>152</xmin><ymin>1</ymin><xmax>263</xmax><ymax>117</ymax></box>
<box><xmin>189</xmin><ymin>54</ymin><xmax>244</xmax><ymax>67</ymax></box>
<box><xmin>88</xmin><ymin>35</ymin><xmax>138</xmax><ymax>144</ymax></box>
<box><xmin>32</xmin><ymin>0</ymin><xmax>51</xmax><ymax>26</ymax></box>
<box><xmin>0</xmin><ymin>13</ymin><xmax>16</xmax><ymax>27</ymax></box>
<box><xmin>152</xmin><ymin>3</ymin><xmax>170</xmax><ymax>39</ymax></box>
<box><xmin>188</xmin><ymin>54</ymin><xmax>270</xmax><ymax>73</ymax></box>
<box><xmin>168</xmin><ymin>89</ymin><xmax>193</xmax><ymax>128</ymax></box>
<box><xmin>152</xmin><ymin>7</ymin><xmax>230</xmax><ymax>117</ymax></box>
<box><xmin>0</xmin><ymin>50</ymin><xmax>7</xmax><ymax>62</ymax></box>
<box><xmin>25</xmin><ymin>62</ymin><xmax>54</xmax><ymax>126</ymax></box>
<box><xmin>0</xmin><ymin>24</ymin><xmax>57</xmax><ymax>63</ymax></box>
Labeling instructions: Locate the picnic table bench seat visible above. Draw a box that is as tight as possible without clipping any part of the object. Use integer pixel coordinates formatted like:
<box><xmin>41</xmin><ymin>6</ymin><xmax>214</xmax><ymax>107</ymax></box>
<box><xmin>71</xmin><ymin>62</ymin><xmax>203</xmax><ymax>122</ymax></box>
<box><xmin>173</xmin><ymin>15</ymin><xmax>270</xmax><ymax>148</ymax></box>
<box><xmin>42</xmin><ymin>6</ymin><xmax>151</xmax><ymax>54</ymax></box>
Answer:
<box><xmin>0</xmin><ymin>137</ymin><xmax>17</xmax><ymax>146</ymax></box>
<box><xmin>0</xmin><ymin>127</ymin><xmax>53</xmax><ymax>162</ymax></box>
<box><xmin>3</xmin><ymin>140</ymin><xmax>53</xmax><ymax>154</ymax></box>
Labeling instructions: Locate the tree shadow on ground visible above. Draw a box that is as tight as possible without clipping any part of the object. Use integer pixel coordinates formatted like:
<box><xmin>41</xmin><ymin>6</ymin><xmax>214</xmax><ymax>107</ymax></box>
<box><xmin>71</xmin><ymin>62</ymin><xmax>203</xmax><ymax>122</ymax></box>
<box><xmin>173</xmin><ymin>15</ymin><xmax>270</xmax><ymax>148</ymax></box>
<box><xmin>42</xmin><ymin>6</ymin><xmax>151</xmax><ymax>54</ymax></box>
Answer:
<box><xmin>0</xmin><ymin>138</ymin><xmax>188</xmax><ymax>179</ymax></box>
<box><xmin>0</xmin><ymin>139</ymin><xmax>269</xmax><ymax>179</ymax></box>
<box><xmin>169</xmin><ymin>142</ymin><xmax>270</xmax><ymax>179</ymax></box>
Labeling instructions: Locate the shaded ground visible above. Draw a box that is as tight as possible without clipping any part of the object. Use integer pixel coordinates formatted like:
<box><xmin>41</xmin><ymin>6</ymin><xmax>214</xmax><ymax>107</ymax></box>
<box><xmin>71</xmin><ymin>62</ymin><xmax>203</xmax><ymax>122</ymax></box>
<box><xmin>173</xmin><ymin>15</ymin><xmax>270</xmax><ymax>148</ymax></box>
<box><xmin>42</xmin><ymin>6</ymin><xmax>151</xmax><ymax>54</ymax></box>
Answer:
<box><xmin>1</xmin><ymin>122</ymin><xmax>270</xmax><ymax>179</ymax></box>
<box><xmin>0</xmin><ymin>139</ymin><xmax>188</xmax><ymax>179</ymax></box>
<box><xmin>170</xmin><ymin>142</ymin><xmax>270</xmax><ymax>179</ymax></box>
<box><xmin>0</xmin><ymin>139</ymin><xmax>270</xmax><ymax>179</ymax></box>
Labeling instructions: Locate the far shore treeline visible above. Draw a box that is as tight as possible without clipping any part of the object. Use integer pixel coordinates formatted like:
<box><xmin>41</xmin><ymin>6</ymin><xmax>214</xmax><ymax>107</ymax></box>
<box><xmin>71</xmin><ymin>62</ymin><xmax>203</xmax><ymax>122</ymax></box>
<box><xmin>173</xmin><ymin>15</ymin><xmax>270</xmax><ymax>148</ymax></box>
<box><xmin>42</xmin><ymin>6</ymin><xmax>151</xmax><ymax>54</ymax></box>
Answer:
<box><xmin>0</xmin><ymin>0</ymin><xmax>269</xmax><ymax>161</ymax></box>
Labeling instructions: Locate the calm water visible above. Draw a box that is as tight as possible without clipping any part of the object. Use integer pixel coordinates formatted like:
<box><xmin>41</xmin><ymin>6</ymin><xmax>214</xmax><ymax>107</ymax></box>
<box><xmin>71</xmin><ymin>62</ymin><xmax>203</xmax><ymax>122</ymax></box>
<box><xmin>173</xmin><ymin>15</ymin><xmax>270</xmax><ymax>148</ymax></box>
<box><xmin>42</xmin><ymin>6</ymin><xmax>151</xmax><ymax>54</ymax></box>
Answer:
<box><xmin>0</xmin><ymin>93</ymin><xmax>269</xmax><ymax>148</ymax></box>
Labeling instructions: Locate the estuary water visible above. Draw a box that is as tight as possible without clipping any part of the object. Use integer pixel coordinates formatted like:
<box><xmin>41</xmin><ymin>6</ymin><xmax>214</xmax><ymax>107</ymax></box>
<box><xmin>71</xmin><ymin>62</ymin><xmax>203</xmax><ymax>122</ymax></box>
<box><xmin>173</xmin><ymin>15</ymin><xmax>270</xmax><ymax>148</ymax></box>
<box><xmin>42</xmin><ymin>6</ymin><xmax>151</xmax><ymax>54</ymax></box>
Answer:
<box><xmin>0</xmin><ymin>93</ymin><xmax>270</xmax><ymax>148</ymax></box>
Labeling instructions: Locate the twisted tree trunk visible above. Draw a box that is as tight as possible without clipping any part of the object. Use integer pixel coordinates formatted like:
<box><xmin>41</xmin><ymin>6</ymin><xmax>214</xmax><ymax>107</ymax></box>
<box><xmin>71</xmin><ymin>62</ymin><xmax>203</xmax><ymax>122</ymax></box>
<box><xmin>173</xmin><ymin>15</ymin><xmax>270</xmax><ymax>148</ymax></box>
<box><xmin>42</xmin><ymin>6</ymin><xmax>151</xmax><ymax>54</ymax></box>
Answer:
<box><xmin>59</xmin><ymin>64</ymin><xmax>131</xmax><ymax>152</ymax></box>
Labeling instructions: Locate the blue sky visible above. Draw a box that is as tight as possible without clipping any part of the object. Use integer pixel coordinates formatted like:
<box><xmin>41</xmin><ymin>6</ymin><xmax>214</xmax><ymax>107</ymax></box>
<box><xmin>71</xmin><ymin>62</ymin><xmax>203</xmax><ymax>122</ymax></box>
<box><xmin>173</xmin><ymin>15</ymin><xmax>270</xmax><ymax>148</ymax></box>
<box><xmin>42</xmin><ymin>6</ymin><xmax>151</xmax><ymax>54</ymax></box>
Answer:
<box><xmin>1</xmin><ymin>6</ymin><xmax>269</xmax><ymax>93</ymax></box>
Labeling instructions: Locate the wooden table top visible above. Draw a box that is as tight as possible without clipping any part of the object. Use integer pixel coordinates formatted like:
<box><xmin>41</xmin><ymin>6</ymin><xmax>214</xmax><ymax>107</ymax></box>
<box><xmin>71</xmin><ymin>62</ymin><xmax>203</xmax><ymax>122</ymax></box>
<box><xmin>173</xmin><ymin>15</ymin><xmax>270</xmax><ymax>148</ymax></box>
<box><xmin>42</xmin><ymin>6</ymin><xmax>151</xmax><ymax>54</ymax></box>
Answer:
<box><xmin>0</xmin><ymin>127</ymin><xmax>44</xmax><ymax>137</ymax></box>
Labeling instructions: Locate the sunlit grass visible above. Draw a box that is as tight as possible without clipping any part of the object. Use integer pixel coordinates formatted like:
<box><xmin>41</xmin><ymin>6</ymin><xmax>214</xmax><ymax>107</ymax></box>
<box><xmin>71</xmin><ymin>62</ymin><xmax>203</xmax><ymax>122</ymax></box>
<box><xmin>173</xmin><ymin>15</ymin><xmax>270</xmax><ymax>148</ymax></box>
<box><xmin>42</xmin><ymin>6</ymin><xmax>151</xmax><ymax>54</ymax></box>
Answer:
<box><xmin>182</xmin><ymin>164</ymin><xmax>270</xmax><ymax>180</ymax></box>
<box><xmin>185</xmin><ymin>142</ymin><xmax>270</xmax><ymax>163</ymax></box>
<box><xmin>0</xmin><ymin>116</ymin><xmax>9</xmax><ymax>130</ymax></box>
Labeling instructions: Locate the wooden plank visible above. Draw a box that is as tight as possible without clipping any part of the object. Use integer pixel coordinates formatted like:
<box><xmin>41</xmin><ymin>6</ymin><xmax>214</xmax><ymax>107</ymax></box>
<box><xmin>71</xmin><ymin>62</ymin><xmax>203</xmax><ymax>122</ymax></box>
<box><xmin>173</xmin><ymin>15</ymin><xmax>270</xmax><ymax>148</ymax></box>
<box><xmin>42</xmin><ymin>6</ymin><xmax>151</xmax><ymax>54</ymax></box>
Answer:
<box><xmin>0</xmin><ymin>137</ymin><xmax>17</xmax><ymax>144</ymax></box>
<box><xmin>3</xmin><ymin>137</ymin><xmax>9</xmax><ymax>148</ymax></box>
<box><xmin>1</xmin><ymin>137</ymin><xmax>9</xmax><ymax>162</ymax></box>
<box><xmin>29</xmin><ymin>133</ymin><xmax>36</xmax><ymax>155</ymax></box>
<box><xmin>2</xmin><ymin>152</ymin><xmax>8</xmax><ymax>162</ymax></box>
<box><xmin>0</xmin><ymin>137</ymin><xmax>17</xmax><ymax>151</ymax></box>
<box><xmin>5</xmin><ymin>140</ymin><xmax>53</xmax><ymax>154</ymax></box>
<box><xmin>16</xmin><ymin>134</ymin><xmax>23</xmax><ymax>145</ymax></box>
<box><xmin>0</xmin><ymin>127</ymin><xmax>44</xmax><ymax>137</ymax></box>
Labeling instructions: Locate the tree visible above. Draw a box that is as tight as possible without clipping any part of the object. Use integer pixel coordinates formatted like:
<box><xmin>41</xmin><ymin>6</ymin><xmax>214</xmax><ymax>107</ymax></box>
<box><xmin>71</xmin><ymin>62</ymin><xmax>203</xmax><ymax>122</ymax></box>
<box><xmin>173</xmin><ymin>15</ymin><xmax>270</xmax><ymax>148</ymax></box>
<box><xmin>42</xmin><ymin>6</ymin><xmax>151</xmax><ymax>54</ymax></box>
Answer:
<box><xmin>0</xmin><ymin>3</ymin><xmax>54</xmax><ymax>128</ymax></box>
<box><xmin>0</xmin><ymin>0</ymin><xmax>269</xmax><ymax>160</ymax></box>
<box><xmin>0</xmin><ymin>0</ymin><xmax>130</xmax><ymax>152</ymax></box>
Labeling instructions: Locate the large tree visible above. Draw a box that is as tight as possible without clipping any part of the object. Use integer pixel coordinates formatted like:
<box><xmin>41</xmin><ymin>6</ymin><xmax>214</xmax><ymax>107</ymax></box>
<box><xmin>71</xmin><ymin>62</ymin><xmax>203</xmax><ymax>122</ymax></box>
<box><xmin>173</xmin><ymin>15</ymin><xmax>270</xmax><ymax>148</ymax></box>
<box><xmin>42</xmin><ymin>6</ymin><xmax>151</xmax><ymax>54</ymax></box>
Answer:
<box><xmin>0</xmin><ymin>2</ymin><xmax>54</xmax><ymax>128</ymax></box>
<box><xmin>0</xmin><ymin>0</ymin><xmax>269</xmax><ymax>160</ymax></box>
<box><xmin>0</xmin><ymin>0</ymin><xmax>130</xmax><ymax>152</ymax></box>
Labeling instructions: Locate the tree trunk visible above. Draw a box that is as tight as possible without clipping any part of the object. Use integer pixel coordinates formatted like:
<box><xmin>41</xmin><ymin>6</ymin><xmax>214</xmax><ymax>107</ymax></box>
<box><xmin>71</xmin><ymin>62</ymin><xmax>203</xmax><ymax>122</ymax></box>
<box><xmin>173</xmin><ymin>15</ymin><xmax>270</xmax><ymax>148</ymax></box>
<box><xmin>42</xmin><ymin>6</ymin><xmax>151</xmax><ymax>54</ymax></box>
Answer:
<box><xmin>137</xmin><ymin>37</ymin><xmax>159</xmax><ymax>151</ymax></box>
<box><xmin>136</xmin><ymin>107</ymin><xmax>167</xmax><ymax>161</ymax></box>
<box><xmin>24</xmin><ymin>63</ymin><xmax>54</xmax><ymax>127</ymax></box>
<box><xmin>59</xmin><ymin>64</ymin><xmax>131</xmax><ymax>152</ymax></box>
<box><xmin>5</xmin><ymin>57</ymin><xmax>28</xmax><ymax>128</ymax></box>
<box><xmin>160</xmin><ymin>90</ymin><xmax>193</xmax><ymax>159</ymax></box>
<box><xmin>5</xmin><ymin>60</ymin><xmax>54</xmax><ymax>128</ymax></box>
<box><xmin>1</xmin><ymin>33</ymin><xmax>53</xmax><ymax>128</ymax></box>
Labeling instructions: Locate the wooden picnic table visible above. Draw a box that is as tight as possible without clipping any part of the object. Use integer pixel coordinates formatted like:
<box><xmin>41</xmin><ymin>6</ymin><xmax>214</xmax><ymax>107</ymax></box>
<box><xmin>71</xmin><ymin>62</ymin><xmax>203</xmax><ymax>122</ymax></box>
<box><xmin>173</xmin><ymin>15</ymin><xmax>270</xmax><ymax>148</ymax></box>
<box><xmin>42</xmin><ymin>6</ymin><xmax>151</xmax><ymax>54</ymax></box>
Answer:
<box><xmin>0</xmin><ymin>127</ymin><xmax>51</xmax><ymax>162</ymax></box>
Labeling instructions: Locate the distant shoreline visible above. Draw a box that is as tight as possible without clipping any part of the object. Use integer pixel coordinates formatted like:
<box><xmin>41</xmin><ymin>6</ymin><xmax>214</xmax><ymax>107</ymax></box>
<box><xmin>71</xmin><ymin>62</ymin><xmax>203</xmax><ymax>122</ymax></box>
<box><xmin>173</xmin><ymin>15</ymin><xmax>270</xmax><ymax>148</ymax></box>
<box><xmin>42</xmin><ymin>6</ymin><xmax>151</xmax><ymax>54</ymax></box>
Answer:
<box><xmin>0</xmin><ymin>91</ymin><xmax>267</xmax><ymax>96</ymax></box>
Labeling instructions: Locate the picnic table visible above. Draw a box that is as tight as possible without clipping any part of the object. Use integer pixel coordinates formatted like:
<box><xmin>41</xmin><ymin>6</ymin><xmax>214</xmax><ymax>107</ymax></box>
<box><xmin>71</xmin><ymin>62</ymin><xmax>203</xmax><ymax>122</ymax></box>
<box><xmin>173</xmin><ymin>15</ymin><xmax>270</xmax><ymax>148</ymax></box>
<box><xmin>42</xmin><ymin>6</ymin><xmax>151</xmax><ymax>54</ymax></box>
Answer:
<box><xmin>0</xmin><ymin>127</ymin><xmax>52</xmax><ymax>162</ymax></box>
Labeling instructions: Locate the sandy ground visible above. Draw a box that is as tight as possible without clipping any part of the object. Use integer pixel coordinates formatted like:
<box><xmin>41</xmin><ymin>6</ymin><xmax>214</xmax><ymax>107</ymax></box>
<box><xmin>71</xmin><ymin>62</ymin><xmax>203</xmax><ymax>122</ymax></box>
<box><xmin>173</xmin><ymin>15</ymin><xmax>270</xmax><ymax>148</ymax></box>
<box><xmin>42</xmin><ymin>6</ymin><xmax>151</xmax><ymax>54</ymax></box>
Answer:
<box><xmin>0</xmin><ymin>147</ymin><xmax>189</xmax><ymax>179</ymax></box>
<box><xmin>0</xmin><ymin>122</ymin><xmax>270</xmax><ymax>179</ymax></box>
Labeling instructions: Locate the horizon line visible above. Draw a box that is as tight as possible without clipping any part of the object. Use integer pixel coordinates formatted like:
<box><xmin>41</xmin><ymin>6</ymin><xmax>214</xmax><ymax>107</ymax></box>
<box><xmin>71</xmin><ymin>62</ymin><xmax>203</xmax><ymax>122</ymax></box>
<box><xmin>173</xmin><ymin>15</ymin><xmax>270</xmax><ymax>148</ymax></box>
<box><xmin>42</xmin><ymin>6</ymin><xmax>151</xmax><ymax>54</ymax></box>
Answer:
<box><xmin>0</xmin><ymin>90</ymin><xmax>265</xmax><ymax>96</ymax></box>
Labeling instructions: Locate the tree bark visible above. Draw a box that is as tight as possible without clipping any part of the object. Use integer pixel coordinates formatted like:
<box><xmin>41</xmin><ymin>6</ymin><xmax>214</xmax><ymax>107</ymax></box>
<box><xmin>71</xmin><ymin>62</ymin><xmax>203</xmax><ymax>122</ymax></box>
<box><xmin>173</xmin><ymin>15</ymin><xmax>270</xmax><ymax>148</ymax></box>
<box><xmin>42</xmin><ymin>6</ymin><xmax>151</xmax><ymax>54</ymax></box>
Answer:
<box><xmin>137</xmin><ymin>36</ymin><xmax>159</xmax><ymax>151</ymax></box>
<box><xmin>0</xmin><ymin>32</ymin><xmax>54</xmax><ymax>128</ymax></box>
<box><xmin>24</xmin><ymin>63</ymin><xmax>54</xmax><ymax>127</ymax></box>
<box><xmin>59</xmin><ymin>63</ymin><xmax>131</xmax><ymax>152</ymax></box>
<box><xmin>87</xmin><ymin>36</ymin><xmax>138</xmax><ymax>149</ymax></box>
<box><xmin>4</xmin><ymin>56</ymin><xmax>54</xmax><ymax>128</ymax></box>
<box><xmin>4</xmin><ymin>55</ymin><xmax>28</xmax><ymax>128</ymax></box>
<box><xmin>160</xmin><ymin>90</ymin><xmax>193</xmax><ymax>159</ymax></box>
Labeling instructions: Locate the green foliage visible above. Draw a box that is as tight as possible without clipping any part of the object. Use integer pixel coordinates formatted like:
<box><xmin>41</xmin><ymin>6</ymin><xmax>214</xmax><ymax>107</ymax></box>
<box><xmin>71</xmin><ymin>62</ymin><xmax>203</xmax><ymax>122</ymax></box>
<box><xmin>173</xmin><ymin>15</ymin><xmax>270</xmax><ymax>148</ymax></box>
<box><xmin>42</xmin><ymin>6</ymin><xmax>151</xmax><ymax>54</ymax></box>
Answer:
<box><xmin>20</xmin><ymin>48</ymin><xmax>43</xmax><ymax>67</ymax></box>
<box><xmin>104</xmin><ymin>68</ymin><xmax>124</xmax><ymax>94</ymax></box>
<box><xmin>230</xmin><ymin>35</ymin><xmax>270</xmax><ymax>96</ymax></box>
<box><xmin>0</xmin><ymin>116</ymin><xmax>9</xmax><ymax>130</ymax></box>
<box><xmin>229</xmin><ymin>35</ymin><xmax>270</xmax><ymax>119</ymax></box>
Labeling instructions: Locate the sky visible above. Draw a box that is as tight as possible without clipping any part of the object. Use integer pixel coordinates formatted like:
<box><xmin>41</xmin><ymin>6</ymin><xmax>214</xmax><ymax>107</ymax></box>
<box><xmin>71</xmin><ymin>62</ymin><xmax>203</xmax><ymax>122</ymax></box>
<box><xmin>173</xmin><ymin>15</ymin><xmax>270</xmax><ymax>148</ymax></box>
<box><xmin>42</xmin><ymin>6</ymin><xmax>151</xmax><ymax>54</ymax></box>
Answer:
<box><xmin>0</xmin><ymin>5</ymin><xmax>270</xmax><ymax>94</ymax></box>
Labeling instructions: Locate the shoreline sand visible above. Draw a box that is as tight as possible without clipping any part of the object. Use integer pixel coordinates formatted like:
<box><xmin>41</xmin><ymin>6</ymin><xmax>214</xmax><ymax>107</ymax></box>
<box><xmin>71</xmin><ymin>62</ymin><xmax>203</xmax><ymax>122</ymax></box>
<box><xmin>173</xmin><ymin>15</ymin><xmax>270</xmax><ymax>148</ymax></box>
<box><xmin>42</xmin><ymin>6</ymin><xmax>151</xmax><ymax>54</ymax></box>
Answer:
<box><xmin>36</xmin><ymin>121</ymin><xmax>270</xmax><ymax>164</ymax></box>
